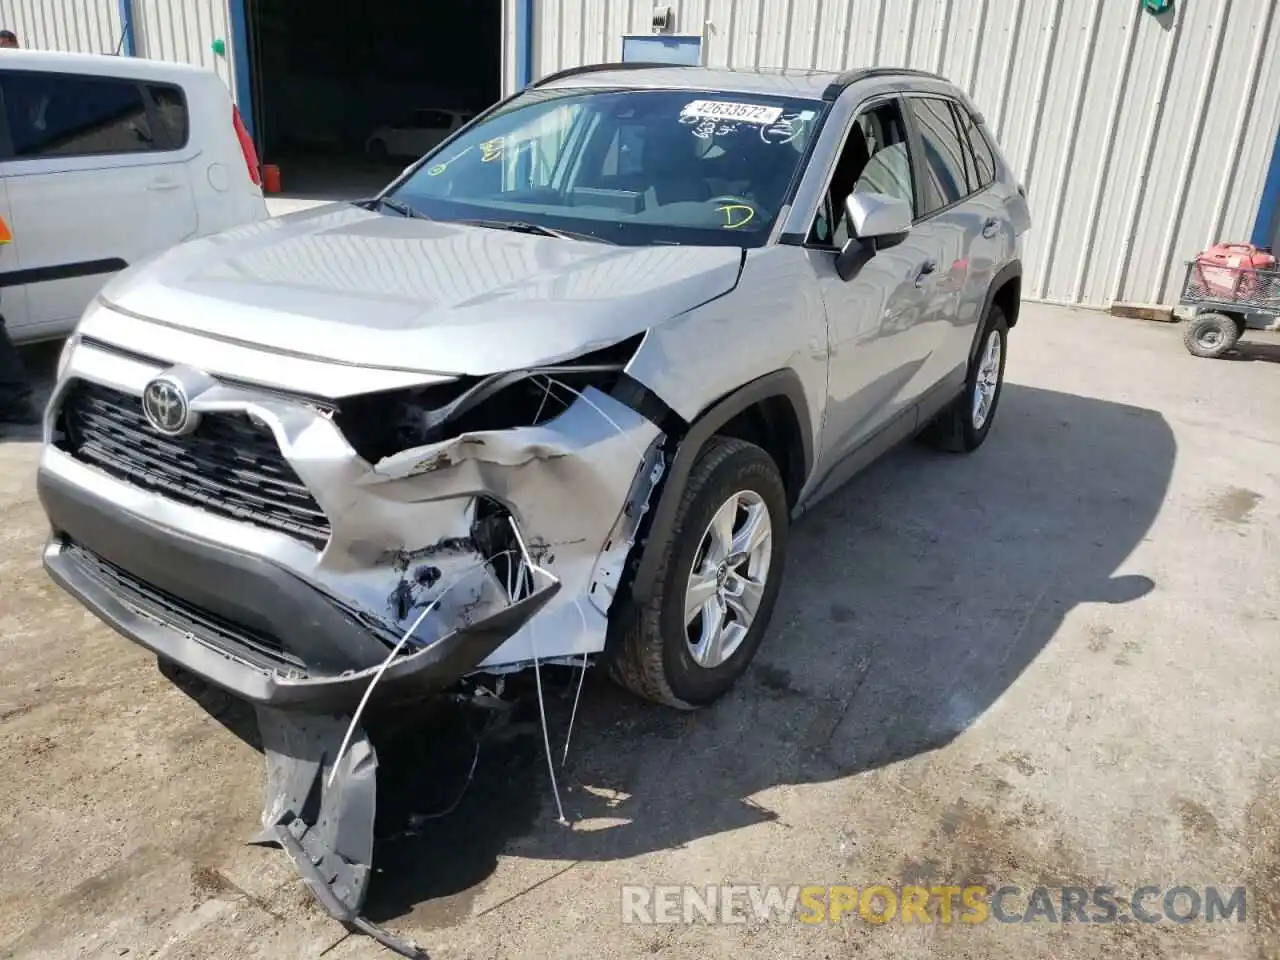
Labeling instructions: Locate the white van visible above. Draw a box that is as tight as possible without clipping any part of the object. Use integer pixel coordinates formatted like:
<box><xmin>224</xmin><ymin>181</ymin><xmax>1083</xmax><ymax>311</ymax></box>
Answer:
<box><xmin>0</xmin><ymin>50</ymin><xmax>268</xmax><ymax>344</ymax></box>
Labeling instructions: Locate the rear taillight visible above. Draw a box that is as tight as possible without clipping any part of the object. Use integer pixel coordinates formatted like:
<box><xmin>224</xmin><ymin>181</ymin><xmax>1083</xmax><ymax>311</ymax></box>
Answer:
<box><xmin>232</xmin><ymin>106</ymin><xmax>261</xmax><ymax>186</ymax></box>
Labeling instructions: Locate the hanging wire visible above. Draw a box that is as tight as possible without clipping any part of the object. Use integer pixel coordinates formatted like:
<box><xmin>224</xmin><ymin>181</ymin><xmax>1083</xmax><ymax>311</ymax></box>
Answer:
<box><xmin>507</xmin><ymin>515</ymin><xmax>568</xmax><ymax>825</ymax></box>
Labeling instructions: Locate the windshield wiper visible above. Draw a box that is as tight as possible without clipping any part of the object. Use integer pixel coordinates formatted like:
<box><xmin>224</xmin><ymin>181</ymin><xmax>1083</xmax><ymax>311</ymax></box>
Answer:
<box><xmin>351</xmin><ymin>196</ymin><xmax>430</xmax><ymax>220</ymax></box>
<box><xmin>452</xmin><ymin>218</ymin><xmax>613</xmax><ymax>244</ymax></box>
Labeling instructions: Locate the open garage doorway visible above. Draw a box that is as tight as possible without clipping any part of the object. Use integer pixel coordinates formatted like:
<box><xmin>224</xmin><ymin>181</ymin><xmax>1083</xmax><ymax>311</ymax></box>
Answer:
<box><xmin>244</xmin><ymin>0</ymin><xmax>502</xmax><ymax>201</ymax></box>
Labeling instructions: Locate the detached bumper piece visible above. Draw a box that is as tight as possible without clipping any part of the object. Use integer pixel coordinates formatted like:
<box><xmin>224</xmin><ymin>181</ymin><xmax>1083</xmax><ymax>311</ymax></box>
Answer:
<box><xmin>38</xmin><ymin>466</ymin><xmax>560</xmax><ymax>955</ymax></box>
<box><xmin>252</xmin><ymin>709</ymin><xmax>394</xmax><ymax>950</ymax></box>
<box><xmin>254</xmin><ymin>710</ymin><xmax>425</xmax><ymax>957</ymax></box>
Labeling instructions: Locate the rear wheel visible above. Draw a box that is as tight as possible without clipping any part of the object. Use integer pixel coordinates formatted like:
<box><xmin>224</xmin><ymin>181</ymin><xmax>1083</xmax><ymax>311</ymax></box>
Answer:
<box><xmin>921</xmin><ymin>305</ymin><xmax>1009</xmax><ymax>453</ymax></box>
<box><xmin>368</xmin><ymin>139</ymin><xmax>389</xmax><ymax>161</ymax></box>
<box><xmin>605</xmin><ymin>436</ymin><xmax>789</xmax><ymax>709</ymax></box>
<box><xmin>1183</xmin><ymin>311</ymin><xmax>1240</xmax><ymax>359</ymax></box>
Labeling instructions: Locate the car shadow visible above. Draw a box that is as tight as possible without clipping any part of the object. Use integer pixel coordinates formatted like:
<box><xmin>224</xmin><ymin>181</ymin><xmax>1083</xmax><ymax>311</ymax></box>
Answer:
<box><xmin>349</xmin><ymin>382</ymin><xmax>1175</xmax><ymax>927</ymax></box>
<box><xmin>0</xmin><ymin>341</ymin><xmax>60</xmax><ymax>443</ymax></box>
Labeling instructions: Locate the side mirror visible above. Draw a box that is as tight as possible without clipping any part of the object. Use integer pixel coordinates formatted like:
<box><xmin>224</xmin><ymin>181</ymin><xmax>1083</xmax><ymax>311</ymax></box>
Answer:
<box><xmin>834</xmin><ymin>191</ymin><xmax>912</xmax><ymax>281</ymax></box>
<box><xmin>847</xmin><ymin>191</ymin><xmax>912</xmax><ymax>244</ymax></box>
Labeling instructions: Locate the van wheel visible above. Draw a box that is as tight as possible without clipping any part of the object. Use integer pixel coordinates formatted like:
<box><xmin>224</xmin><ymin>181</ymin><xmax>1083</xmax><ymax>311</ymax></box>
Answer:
<box><xmin>605</xmin><ymin>437</ymin><xmax>789</xmax><ymax>710</ymax></box>
<box><xmin>921</xmin><ymin>306</ymin><xmax>1009</xmax><ymax>453</ymax></box>
<box><xmin>369</xmin><ymin>140</ymin><xmax>389</xmax><ymax>161</ymax></box>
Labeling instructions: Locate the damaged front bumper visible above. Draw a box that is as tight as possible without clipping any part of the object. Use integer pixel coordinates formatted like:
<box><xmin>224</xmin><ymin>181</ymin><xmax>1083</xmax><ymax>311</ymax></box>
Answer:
<box><xmin>36</xmin><ymin>332</ymin><xmax>669</xmax><ymax>955</ymax></box>
<box><xmin>39</xmin><ymin>475</ymin><xmax>560</xmax><ymax>709</ymax></box>
<box><xmin>39</xmin><ymin>334</ymin><xmax>668</xmax><ymax>698</ymax></box>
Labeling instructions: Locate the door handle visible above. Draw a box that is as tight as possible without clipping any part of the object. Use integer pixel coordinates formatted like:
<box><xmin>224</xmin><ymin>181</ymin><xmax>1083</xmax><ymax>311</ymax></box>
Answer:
<box><xmin>982</xmin><ymin>217</ymin><xmax>1000</xmax><ymax>239</ymax></box>
<box><xmin>147</xmin><ymin>179</ymin><xmax>184</xmax><ymax>192</ymax></box>
<box><xmin>914</xmin><ymin>259</ymin><xmax>937</xmax><ymax>287</ymax></box>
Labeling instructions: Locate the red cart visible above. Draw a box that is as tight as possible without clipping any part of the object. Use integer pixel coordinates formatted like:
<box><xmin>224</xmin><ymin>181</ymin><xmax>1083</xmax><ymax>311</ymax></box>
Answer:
<box><xmin>1179</xmin><ymin>242</ymin><xmax>1280</xmax><ymax>358</ymax></box>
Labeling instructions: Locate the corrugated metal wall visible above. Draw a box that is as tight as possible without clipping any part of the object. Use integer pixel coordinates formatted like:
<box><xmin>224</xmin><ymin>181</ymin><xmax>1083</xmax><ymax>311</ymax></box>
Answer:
<box><xmin>1</xmin><ymin>0</ymin><xmax>234</xmax><ymax>90</ymax></box>
<box><xmin>532</xmin><ymin>0</ymin><xmax>1280</xmax><ymax>308</ymax></box>
<box><xmin>2</xmin><ymin>0</ymin><xmax>123</xmax><ymax>55</ymax></box>
<box><xmin>502</xmin><ymin>0</ymin><xmax>520</xmax><ymax>97</ymax></box>
<box><xmin>132</xmin><ymin>0</ymin><xmax>234</xmax><ymax>91</ymax></box>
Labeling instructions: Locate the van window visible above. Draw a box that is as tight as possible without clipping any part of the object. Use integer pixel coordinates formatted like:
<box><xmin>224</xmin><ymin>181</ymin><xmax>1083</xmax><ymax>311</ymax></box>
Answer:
<box><xmin>147</xmin><ymin>84</ymin><xmax>189</xmax><ymax>149</ymax></box>
<box><xmin>0</xmin><ymin>72</ymin><xmax>164</xmax><ymax>158</ymax></box>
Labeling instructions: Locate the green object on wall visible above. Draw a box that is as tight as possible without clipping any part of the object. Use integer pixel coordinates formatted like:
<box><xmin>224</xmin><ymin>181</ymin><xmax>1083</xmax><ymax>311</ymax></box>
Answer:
<box><xmin>1141</xmin><ymin>0</ymin><xmax>1172</xmax><ymax>13</ymax></box>
<box><xmin>210</xmin><ymin>36</ymin><xmax>226</xmax><ymax>57</ymax></box>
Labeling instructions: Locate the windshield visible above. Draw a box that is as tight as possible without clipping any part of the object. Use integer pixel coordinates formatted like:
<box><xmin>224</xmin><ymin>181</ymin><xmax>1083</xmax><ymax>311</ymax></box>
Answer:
<box><xmin>385</xmin><ymin>86</ymin><xmax>826</xmax><ymax>247</ymax></box>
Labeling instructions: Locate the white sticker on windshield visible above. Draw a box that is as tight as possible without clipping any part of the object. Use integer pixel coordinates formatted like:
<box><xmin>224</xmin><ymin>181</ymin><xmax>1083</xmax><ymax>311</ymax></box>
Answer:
<box><xmin>680</xmin><ymin>99</ymin><xmax>784</xmax><ymax>126</ymax></box>
<box><xmin>760</xmin><ymin>110</ymin><xmax>815</xmax><ymax>145</ymax></box>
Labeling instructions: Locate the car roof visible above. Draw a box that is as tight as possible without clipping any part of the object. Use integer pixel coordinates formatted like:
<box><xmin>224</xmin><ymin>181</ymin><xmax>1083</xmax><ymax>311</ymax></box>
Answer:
<box><xmin>535</xmin><ymin>63</ymin><xmax>957</xmax><ymax>102</ymax></box>
<box><xmin>0</xmin><ymin>48</ymin><xmax>216</xmax><ymax>83</ymax></box>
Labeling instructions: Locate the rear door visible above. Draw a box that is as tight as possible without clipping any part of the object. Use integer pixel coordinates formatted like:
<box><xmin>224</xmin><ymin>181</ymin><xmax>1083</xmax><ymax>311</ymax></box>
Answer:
<box><xmin>0</xmin><ymin>68</ymin><xmax>198</xmax><ymax>339</ymax></box>
<box><xmin>953</xmin><ymin>102</ymin><xmax>1011</xmax><ymax>301</ymax></box>
<box><xmin>901</xmin><ymin>95</ymin><xmax>994</xmax><ymax>387</ymax></box>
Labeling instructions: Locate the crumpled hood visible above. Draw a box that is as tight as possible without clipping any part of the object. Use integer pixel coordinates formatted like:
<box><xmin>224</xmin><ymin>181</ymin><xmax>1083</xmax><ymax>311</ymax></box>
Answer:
<box><xmin>97</xmin><ymin>203</ymin><xmax>744</xmax><ymax>375</ymax></box>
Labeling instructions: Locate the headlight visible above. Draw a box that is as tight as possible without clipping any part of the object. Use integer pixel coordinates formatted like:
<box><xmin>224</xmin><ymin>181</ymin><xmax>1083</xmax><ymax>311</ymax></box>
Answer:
<box><xmin>333</xmin><ymin>334</ymin><xmax>644</xmax><ymax>464</ymax></box>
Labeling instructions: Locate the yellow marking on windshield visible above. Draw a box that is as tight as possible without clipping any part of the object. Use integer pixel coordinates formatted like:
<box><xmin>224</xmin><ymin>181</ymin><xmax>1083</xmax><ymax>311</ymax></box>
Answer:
<box><xmin>480</xmin><ymin>137</ymin><xmax>505</xmax><ymax>162</ymax></box>
<box><xmin>426</xmin><ymin>145</ymin><xmax>473</xmax><ymax>176</ymax></box>
<box><xmin>717</xmin><ymin>204</ymin><xmax>755</xmax><ymax>229</ymax></box>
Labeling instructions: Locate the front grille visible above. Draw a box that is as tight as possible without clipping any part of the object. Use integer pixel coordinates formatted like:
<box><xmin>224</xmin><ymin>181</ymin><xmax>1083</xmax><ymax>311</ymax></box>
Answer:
<box><xmin>65</xmin><ymin>540</ymin><xmax>303</xmax><ymax>672</ymax></box>
<box><xmin>57</xmin><ymin>380</ymin><xmax>330</xmax><ymax>548</ymax></box>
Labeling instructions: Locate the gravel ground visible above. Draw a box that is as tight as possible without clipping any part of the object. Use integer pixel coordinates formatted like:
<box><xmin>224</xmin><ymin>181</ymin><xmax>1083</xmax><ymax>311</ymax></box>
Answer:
<box><xmin>0</xmin><ymin>305</ymin><xmax>1277</xmax><ymax>960</ymax></box>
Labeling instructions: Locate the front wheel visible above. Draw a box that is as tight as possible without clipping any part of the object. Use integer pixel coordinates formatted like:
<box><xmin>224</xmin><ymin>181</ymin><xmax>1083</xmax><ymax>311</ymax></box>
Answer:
<box><xmin>921</xmin><ymin>305</ymin><xmax>1009</xmax><ymax>453</ymax></box>
<box><xmin>605</xmin><ymin>436</ymin><xmax>789</xmax><ymax>709</ymax></box>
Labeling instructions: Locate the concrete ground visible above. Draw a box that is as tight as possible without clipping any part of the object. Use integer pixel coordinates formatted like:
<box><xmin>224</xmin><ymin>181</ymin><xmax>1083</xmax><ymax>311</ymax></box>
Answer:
<box><xmin>1</xmin><ymin>306</ymin><xmax>1278</xmax><ymax>960</ymax></box>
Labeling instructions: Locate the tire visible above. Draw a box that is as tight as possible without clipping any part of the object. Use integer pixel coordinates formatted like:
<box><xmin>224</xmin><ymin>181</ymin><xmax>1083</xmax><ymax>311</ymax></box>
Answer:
<box><xmin>368</xmin><ymin>139</ymin><xmax>389</xmax><ymax>161</ymax></box>
<box><xmin>605</xmin><ymin>436</ymin><xmax>789</xmax><ymax>709</ymax></box>
<box><xmin>921</xmin><ymin>305</ymin><xmax>1010</xmax><ymax>453</ymax></box>
<box><xmin>1183</xmin><ymin>311</ymin><xmax>1240</xmax><ymax>359</ymax></box>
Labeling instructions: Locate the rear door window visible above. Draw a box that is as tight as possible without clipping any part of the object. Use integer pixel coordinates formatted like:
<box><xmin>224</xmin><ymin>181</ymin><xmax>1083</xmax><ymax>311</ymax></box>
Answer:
<box><xmin>0</xmin><ymin>72</ymin><xmax>159</xmax><ymax>158</ymax></box>
<box><xmin>906</xmin><ymin>96</ymin><xmax>972</xmax><ymax>216</ymax></box>
<box><xmin>955</xmin><ymin>105</ymin><xmax>996</xmax><ymax>189</ymax></box>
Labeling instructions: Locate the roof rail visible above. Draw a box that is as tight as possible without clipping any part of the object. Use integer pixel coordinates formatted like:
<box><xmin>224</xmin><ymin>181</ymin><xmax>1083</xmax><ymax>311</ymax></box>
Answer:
<box><xmin>821</xmin><ymin>66</ymin><xmax>947</xmax><ymax>100</ymax></box>
<box><xmin>531</xmin><ymin>61</ymin><xmax>697</xmax><ymax>89</ymax></box>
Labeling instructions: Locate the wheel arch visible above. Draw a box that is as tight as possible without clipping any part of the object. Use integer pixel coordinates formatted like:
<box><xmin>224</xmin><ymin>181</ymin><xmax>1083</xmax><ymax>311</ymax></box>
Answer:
<box><xmin>971</xmin><ymin>260</ymin><xmax>1022</xmax><ymax>366</ymax></box>
<box><xmin>627</xmin><ymin>369</ymin><xmax>813</xmax><ymax>606</ymax></box>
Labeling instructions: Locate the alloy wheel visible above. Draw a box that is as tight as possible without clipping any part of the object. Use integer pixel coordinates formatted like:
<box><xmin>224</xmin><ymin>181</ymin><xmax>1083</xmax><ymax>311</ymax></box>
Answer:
<box><xmin>683</xmin><ymin>489</ymin><xmax>773</xmax><ymax>669</ymax></box>
<box><xmin>971</xmin><ymin>329</ymin><xmax>1003</xmax><ymax>430</ymax></box>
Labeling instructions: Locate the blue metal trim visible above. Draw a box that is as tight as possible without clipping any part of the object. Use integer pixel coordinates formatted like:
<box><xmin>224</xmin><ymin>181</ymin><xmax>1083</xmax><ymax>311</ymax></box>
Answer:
<box><xmin>228</xmin><ymin>0</ymin><xmax>255</xmax><ymax>141</ymax></box>
<box><xmin>115</xmin><ymin>0</ymin><xmax>136</xmax><ymax>56</ymax></box>
<box><xmin>1252</xmin><ymin>124</ymin><xmax>1280</xmax><ymax>248</ymax></box>
<box><xmin>515</xmin><ymin>0</ymin><xmax>534</xmax><ymax>89</ymax></box>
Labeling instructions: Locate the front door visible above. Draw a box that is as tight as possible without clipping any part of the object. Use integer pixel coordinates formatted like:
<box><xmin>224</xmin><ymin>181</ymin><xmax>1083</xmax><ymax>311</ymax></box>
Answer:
<box><xmin>806</xmin><ymin>95</ymin><xmax>949</xmax><ymax>491</ymax></box>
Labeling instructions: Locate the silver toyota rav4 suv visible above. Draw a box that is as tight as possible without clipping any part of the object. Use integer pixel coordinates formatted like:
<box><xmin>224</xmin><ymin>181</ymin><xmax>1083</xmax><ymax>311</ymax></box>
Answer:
<box><xmin>40</xmin><ymin>61</ymin><xmax>1030</xmax><ymax>713</ymax></box>
<box><xmin>37</xmin><ymin>64</ymin><xmax>1029</xmax><ymax>930</ymax></box>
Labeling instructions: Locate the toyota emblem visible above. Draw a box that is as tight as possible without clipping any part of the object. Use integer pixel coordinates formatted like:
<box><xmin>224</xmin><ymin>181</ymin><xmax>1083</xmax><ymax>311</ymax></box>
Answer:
<box><xmin>141</xmin><ymin>376</ymin><xmax>198</xmax><ymax>436</ymax></box>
